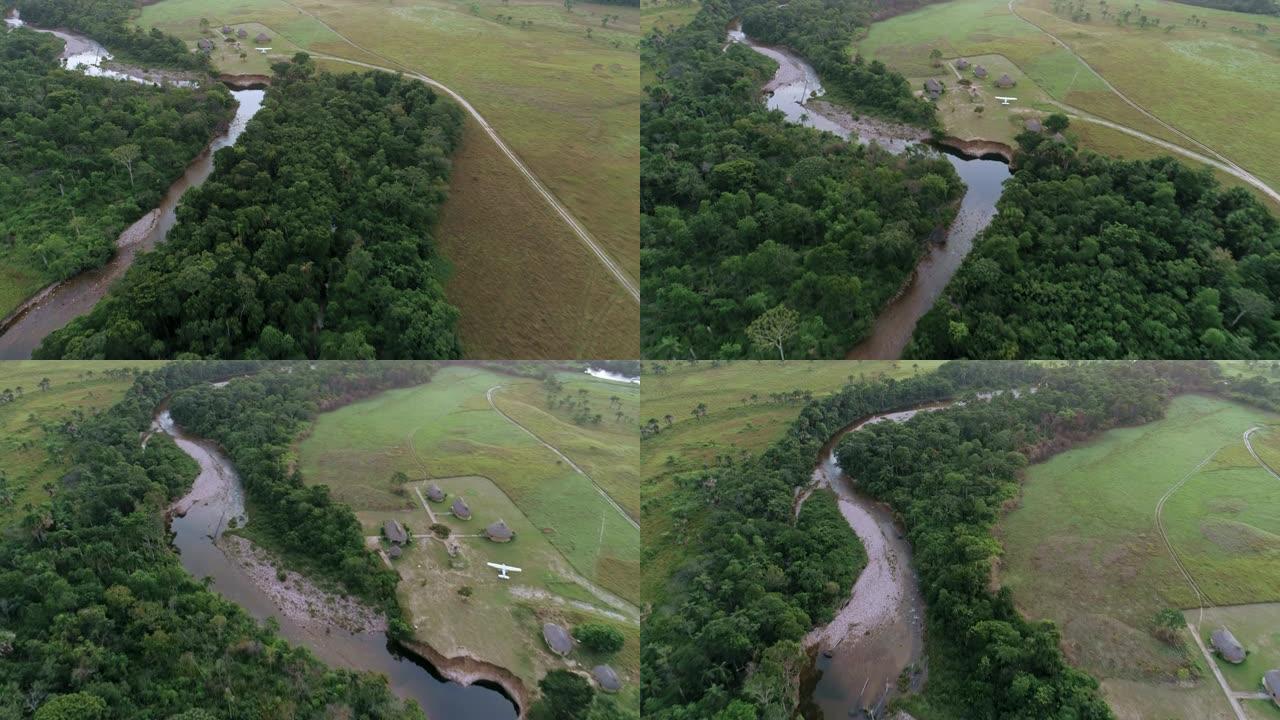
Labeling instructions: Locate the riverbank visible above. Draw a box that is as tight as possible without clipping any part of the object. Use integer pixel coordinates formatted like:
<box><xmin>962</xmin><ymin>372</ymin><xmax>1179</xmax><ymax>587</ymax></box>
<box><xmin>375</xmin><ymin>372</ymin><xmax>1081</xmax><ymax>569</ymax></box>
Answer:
<box><xmin>399</xmin><ymin>639</ymin><xmax>531</xmax><ymax>719</ymax></box>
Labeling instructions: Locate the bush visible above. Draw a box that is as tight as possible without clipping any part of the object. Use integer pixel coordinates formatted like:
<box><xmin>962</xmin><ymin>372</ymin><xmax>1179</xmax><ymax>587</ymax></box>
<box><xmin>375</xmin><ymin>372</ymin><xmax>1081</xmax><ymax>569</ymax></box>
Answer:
<box><xmin>573</xmin><ymin>623</ymin><xmax>625</xmax><ymax>653</ymax></box>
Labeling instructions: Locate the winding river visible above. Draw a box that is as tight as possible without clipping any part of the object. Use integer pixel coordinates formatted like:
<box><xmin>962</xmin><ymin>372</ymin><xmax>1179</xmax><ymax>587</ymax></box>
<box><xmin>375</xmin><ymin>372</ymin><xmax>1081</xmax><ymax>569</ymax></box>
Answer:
<box><xmin>0</xmin><ymin>13</ymin><xmax>259</xmax><ymax>359</ymax></box>
<box><xmin>726</xmin><ymin>23</ymin><xmax>1012</xmax><ymax>360</ymax></box>
<box><xmin>154</xmin><ymin>403</ymin><xmax>520</xmax><ymax>719</ymax></box>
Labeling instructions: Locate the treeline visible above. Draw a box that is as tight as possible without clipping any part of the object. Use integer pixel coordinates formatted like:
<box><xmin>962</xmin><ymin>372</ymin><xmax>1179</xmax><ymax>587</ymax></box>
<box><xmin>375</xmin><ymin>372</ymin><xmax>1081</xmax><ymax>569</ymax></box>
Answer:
<box><xmin>0</xmin><ymin>29</ymin><xmax>232</xmax><ymax>309</ymax></box>
<box><xmin>36</xmin><ymin>55</ymin><xmax>467</xmax><ymax>360</ymax></box>
<box><xmin>0</xmin><ymin>361</ymin><xmax>427</xmax><ymax>719</ymax></box>
<box><xmin>15</xmin><ymin>0</ymin><xmax>211</xmax><ymax>70</ymax></box>
<box><xmin>1168</xmin><ymin>0</ymin><xmax>1279</xmax><ymax>14</ymax></box>
<box><xmin>641</xmin><ymin>361</ymin><xmax>1047</xmax><ymax>719</ymax></box>
<box><xmin>168</xmin><ymin>362</ymin><xmax>439</xmax><ymax>618</ymax></box>
<box><xmin>832</xmin><ymin>361</ymin><xmax>1236</xmax><ymax>717</ymax></box>
<box><xmin>641</xmin><ymin>0</ymin><xmax>962</xmax><ymax>359</ymax></box>
<box><xmin>907</xmin><ymin>134</ymin><xmax>1280</xmax><ymax>359</ymax></box>
<box><xmin>741</xmin><ymin>0</ymin><xmax>937</xmax><ymax>125</ymax></box>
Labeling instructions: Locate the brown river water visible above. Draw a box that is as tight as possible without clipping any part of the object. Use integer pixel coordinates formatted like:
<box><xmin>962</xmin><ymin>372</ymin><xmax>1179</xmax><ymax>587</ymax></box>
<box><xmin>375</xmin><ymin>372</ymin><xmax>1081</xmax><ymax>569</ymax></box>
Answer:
<box><xmin>0</xmin><ymin>13</ymin><xmax>258</xmax><ymax>359</ymax></box>
<box><xmin>154</xmin><ymin>402</ymin><xmax>519</xmax><ymax>718</ymax></box>
<box><xmin>726</xmin><ymin>22</ymin><xmax>1012</xmax><ymax>360</ymax></box>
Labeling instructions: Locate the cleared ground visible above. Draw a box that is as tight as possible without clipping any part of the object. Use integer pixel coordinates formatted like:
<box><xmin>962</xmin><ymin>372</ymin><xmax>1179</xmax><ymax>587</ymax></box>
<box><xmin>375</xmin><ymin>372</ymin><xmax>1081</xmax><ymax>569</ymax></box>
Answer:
<box><xmin>858</xmin><ymin>0</ymin><xmax>1280</xmax><ymax>203</ymax></box>
<box><xmin>0</xmin><ymin>362</ymin><xmax>164</xmax><ymax>527</ymax></box>
<box><xmin>999</xmin><ymin>394</ymin><xmax>1280</xmax><ymax>719</ymax></box>
<box><xmin>640</xmin><ymin>360</ymin><xmax>942</xmax><ymax>601</ymax></box>
<box><xmin>140</xmin><ymin>0</ymin><xmax>640</xmax><ymax>280</ymax></box>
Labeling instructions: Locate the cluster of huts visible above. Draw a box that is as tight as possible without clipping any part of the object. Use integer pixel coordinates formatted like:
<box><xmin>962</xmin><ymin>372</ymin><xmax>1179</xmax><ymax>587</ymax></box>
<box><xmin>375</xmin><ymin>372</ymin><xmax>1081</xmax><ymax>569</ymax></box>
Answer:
<box><xmin>196</xmin><ymin>25</ymin><xmax>271</xmax><ymax>54</ymax></box>
<box><xmin>424</xmin><ymin>482</ymin><xmax>515</xmax><ymax>543</ymax></box>
<box><xmin>924</xmin><ymin>57</ymin><xmax>1016</xmax><ymax>100</ymax></box>
<box><xmin>1210</xmin><ymin>626</ymin><xmax>1280</xmax><ymax>706</ymax></box>
<box><xmin>542</xmin><ymin>623</ymin><xmax>623</xmax><ymax>694</ymax></box>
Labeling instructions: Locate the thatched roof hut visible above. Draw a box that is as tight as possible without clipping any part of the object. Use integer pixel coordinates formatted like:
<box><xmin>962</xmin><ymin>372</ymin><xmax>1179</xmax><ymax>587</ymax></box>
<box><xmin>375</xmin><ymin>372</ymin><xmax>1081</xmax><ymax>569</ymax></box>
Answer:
<box><xmin>924</xmin><ymin>78</ymin><xmax>943</xmax><ymax>98</ymax></box>
<box><xmin>384</xmin><ymin>519</ymin><xmax>408</xmax><ymax>545</ymax></box>
<box><xmin>1264</xmin><ymin>669</ymin><xmax>1280</xmax><ymax>706</ymax></box>
<box><xmin>1025</xmin><ymin>118</ymin><xmax>1043</xmax><ymax>132</ymax></box>
<box><xmin>1211</xmin><ymin>627</ymin><xmax>1246</xmax><ymax>664</ymax></box>
<box><xmin>451</xmin><ymin>497</ymin><xmax>471</xmax><ymax>520</ymax></box>
<box><xmin>255</xmin><ymin>32</ymin><xmax>271</xmax><ymax>43</ymax></box>
<box><xmin>196</xmin><ymin>38</ymin><xmax>214</xmax><ymax>52</ymax></box>
<box><xmin>593</xmin><ymin>665</ymin><xmax>622</xmax><ymax>693</ymax></box>
<box><xmin>237</xmin><ymin>28</ymin><xmax>248</xmax><ymax>38</ymax></box>
<box><xmin>485</xmin><ymin>519</ymin><xmax>514</xmax><ymax>543</ymax></box>
<box><xmin>955</xmin><ymin>58</ymin><xmax>970</xmax><ymax>70</ymax></box>
<box><xmin>388</xmin><ymin>545</ymin><xmax>403</xmax><ymax>559</ymax></box>
<box><xmin>543</xmin><ymin>623</ymin><xmax>573</xmax><ymax>656</ymax></box>
<box><xmin>221</xmin><ymin>25</ymin><xmax>232</xmax><ymax>34</ymax></box>
<box><xmin>426</xmin><ymin>483</ymin><xmax>445</xmax><ymax>502</ymax></box>
<box><xmin>996</xmin><ymin>73</ymin><xmax>1016</xmax><ymax>88</ymax></box>
<box><xmin>973</xmin><ymin>65</ymin><xmax>988</xmax><ymax>79</ymax></box>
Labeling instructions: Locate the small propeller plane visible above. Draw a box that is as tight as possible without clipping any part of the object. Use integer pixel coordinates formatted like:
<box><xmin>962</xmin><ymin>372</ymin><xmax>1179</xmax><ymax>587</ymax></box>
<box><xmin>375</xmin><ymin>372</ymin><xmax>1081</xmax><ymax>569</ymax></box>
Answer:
<box><xmin>994</xmin><ymin>96</ymin><xmax>1017</xmax><ymax>106</ymax></box>
<box><xmin>486</xmin><ymin>562</ymin><xmax>523</xmax><ymax>580</ymax></box>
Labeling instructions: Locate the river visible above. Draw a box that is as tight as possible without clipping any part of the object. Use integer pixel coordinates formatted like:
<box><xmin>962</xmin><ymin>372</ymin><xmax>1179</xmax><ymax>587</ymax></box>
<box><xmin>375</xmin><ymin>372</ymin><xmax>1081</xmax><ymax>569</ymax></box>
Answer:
<box><xmin>726</xmin><ymin>22</ymin><xmax>1011</xmax><ymax>360</ymax></box>
<box><xmin>0</xmin><ymin>12</ymin><xmax>256</xmax><ymax>359</ymax></box>
<box><xmin>154</xmin><ymin>404</ymin><xmax>520</xmax><ymax>719</ymax></box>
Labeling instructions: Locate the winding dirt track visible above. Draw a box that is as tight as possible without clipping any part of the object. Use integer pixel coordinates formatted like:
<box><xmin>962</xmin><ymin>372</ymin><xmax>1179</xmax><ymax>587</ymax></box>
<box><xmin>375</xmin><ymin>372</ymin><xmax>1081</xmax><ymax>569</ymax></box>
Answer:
<box><xmin>485</xmin><ymin>385</ymin><xmax>639</xmax><ymax>531</ymax></box>
<box><xmin>277</xmin><ymin>1</ymin><xmax>639</xmax><ymax>303</ymax></box>
<box><xmin>1006</xmin><ymin>0</ymin><xmax>1279</xmax><ymax>205</ymax></box>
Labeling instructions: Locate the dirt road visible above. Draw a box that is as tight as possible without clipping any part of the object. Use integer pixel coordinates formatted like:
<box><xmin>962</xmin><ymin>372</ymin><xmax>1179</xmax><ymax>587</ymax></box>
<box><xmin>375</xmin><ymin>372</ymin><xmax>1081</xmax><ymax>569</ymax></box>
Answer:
<box><xmin>279</xmin><ymin>0</ymin><xmax>639</xmax><ymax>303</ymax></box>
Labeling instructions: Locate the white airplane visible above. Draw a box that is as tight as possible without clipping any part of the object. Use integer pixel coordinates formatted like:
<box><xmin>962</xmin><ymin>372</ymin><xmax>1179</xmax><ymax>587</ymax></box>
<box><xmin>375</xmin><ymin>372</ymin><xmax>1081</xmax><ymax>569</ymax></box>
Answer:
<box><xmin>995</xmin><ymin>96</ymin><xmax>1017</xmax><ymax>106</ymax></box>
<box><xmin>486</xmin><ymin>562</ymin><xmax>523</xmax><ymax>580</ymax></box>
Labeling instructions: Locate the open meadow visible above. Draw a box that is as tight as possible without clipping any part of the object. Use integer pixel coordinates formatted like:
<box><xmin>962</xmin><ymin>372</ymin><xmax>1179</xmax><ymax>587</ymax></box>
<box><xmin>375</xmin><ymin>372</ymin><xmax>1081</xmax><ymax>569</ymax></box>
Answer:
<box><xmin>295</xmin><ymin>364</ymin><xmax>639</xmax><ymax>694</ymax></box>
<box><xmin>856</xmin><ymin>0</ymin><xmax>1280</xmax><ymax>204</ymax></box>
<box><xmin>999</xmin><ymin>394</ymin><xmax>1280</xmax><ymax>719</ymax></box>
<box><xmin>0</xmin><ymin>362</ymin><xmax>163</xmax><ymax>527</ymax></box>
<box><xmin>140</xmin><ymin>0</ymin><xmax>640</xmax><ymax>358</ymax></box>
<box><xmin>640</xmin><ymin>360</ymin><xmax>942</xmax><ymax>600</ymax></box>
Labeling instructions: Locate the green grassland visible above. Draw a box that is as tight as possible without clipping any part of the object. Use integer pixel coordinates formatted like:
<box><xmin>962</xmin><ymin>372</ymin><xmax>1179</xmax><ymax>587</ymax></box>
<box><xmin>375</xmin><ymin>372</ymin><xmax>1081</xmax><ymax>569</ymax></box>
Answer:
<box><xmin>643</xmin><ymin>0</ymin><xmax>699</xmax><ymax>31</ymax></box>
<box><xmin>296</xmin><ymin>364</ymin><xmax>640</xmax><ymax>600</ymax></box>
<box><xmin>0</xmin><ymin>266</ymin><xmax>45</xmax><ymax>324</ymax></box>
<box><xmin>999</xmin><ymin>394</ymin><xmax>1280</xmax><ymax>719</ymax></box>
<box><xmin>1200</xmin><ymin>603</ymin><xmax>1280</xmax><ymax>702</ymax></box>
<box><xmin>140</xmin><ymin>0</ymin><xmax>640</xmax><ymax>284</ymax></box>
<box><xmin>358</xmin><ymin>474</ymin><xmax>639</xmax><ymax>697</ymax></box>
<box><xmin>640</xmin><ymin>360</ymin><xmax>942</xmax><ymax>601</ymax></box>
<box><xmin>489</xmin><ymin>373</ymin><xmax>639</xmax><ymax>518</ymax></box>
<box><xmin>0</xmin><ymin>362</ymin><xmax>163</xmax><ymax>527</ymax></box>
<box><xmin>857</xmin><ymin>0</ymin><xmax>1280</xmax><ymax>201</ymax></box>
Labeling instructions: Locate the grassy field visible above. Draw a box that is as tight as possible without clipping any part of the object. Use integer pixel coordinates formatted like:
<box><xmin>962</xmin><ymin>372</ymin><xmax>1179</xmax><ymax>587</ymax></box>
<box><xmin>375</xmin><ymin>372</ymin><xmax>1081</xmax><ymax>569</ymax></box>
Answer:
<box><xmin>640</xmin><ymin>360</ymin><xmax>942</xmax><ymax>601</ymax></box>
<box><xmin>1200</xmin><ymin>603</ymin><xmax>1280</xmax><ymax>702</ymax></box>
<box><xmin>296</xmin><ymin>364</ymin><xmax>640</xmax><ymax>601</ymax></box>
<box><xmin>857</xmin><ymin>0</ymin><xmax>1280</xmax><ymax>202</ymax></box>
<box><xmin>999</xmin><ymin>394</ymin><xmax>1280</xmax><ymax>719</ymax></box>
<box><xmin>643</xmin><ymin>0</ymin><xmax>699</xmax><ymax>30</ymax></box>
<box><xmin>0</xmin><ymin>266</ymin><xmax>45</xmax><ymax>322</ymax></box>
<box><xmin>0</xmin><ymin>362</ymin><xmax>163</xmax><ymax>527</ymax></box>
<box><xmin>489</xmin><ymin>373</ymin><xmax>640</xmax><ymax>518</ymax></box>
<box><xmin>140</xmin><ymin>0</ymin><xmax>640</xmax><ymax>286</ymax></box>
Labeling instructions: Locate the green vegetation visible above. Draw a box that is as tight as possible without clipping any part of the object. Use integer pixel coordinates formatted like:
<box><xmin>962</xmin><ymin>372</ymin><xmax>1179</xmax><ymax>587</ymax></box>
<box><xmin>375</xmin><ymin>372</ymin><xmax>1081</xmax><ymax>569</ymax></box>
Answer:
<box><xmin>0</xmin><ymin>361</ymin><xmax>426</xmax><ymax>719</ymax></box>
<box><xmin>0</xmin><ymin>362</ymin><xmax>161</xmax><ymax>527</ymax></box>
<box><xmin>907</xmin><ymin>136</ymin><xmax>1280</xmax><ymax>358</ymax></box>
<box><xmin>35</xmin><ymin>55</ymin><xmax>466</xmax><ymax>359</ymax></box>
<box><xmin>15</xmin><ymin>0</ymin><xmax>212</xmax><ymax>70</ymax></box>
<box><xmin>0</xmin><ymin>29</ymin><xmax>232</xmax><ymax>318</ymax></box>
<box><xmin>641</xmin><ymin>0</ymin><xmax>968</xmax><ymax>358</ymax></box>
<box><xmin>574</xmin><ymin>623</ymin><xmax>626</xmax><ymax>652</ymax></box>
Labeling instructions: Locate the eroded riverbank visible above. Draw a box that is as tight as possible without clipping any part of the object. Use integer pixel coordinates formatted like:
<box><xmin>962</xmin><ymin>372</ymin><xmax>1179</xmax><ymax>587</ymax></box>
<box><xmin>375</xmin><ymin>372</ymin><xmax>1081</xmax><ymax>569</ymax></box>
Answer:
<box><xmin>155</xmin><ymin>403</ymin><xmax>523</xmax><ymax>719</ymax></box>
<box><xmin>726</xmin><ymin>21</ymin><xmax>1012</xmax><ymax>360</ymax></box>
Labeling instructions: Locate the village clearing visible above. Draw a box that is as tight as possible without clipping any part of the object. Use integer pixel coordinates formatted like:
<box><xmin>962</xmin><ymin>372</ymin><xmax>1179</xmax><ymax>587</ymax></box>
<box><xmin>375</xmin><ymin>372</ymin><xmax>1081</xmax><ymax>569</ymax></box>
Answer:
<box><xmin>296</xmin><ymin>365</ymin><xmax>639</xmax><ymax>699</ymax></box>
<box><xmin>855</xmin><ymin>0</ymin><xmax>1280</xmax><ymax>210</ymax></box>
<box><xmin>999</xmin><ymin>394</ymin><xmax>1280</xmax><ymax>719</ymax></box>
<box><xmin>140</xmin><ymin>0</ymin><xmax>641</xmax><ymax>358</ymax></box>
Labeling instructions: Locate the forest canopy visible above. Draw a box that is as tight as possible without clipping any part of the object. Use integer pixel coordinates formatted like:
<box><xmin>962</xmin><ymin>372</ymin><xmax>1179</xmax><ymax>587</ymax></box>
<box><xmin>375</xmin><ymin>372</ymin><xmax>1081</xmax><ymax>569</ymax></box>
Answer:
<box><xmin>641</xmin><ymin>0</ymin><xmax>962</xmax><ymax>360</ymax></box>
<box><xmin>36</xmin><ymin>55</ymin><xmax>467</xmax><ymax>360</ymax></box>
<box><xmin>906</xmin><ymin>136</ymin><xmax>1280</xmax><ymax>359</ymax></box>
<box><xmin>0</xmin><ymin>28</ymin><xmax>232</xmax><ymax>312</ymax></box>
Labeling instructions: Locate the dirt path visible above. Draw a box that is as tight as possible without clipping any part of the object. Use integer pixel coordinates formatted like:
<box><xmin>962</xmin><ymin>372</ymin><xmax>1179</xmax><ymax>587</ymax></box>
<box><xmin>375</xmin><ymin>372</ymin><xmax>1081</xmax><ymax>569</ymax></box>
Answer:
<box><xmin>275</xmin><ymin>1</ymin><xmax>638</xmax><ymax>303</ymax></box>
<box><xmin>485</xmin><ymin>385</ymin><xmax>638</xmax><ymax>531</ymax></box>
<box><xmin>1244</xmin><ymin>427</ymin><xmax>1280</xmax><ymax>483</ymax></box>
<box><xmin>1188</xmin><ymin>622</ymin><xmax>1249</xmax><ymax>720</ymax></box>
<box><xmin>1006</xmin><ymin>0</ymin><xmax>1278</xmax><ymax>204</ymax></box>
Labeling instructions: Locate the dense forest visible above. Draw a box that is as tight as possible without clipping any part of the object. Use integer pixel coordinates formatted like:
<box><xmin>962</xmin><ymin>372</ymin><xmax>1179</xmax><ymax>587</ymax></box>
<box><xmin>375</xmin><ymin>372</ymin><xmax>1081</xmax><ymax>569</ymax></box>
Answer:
<box><xmin>36</xmin><ymin>55</ymin><xmax>467</xmax><ymax>360</ymax></box>
<box><xmin>1168</xmin><ymin>0</ymin><xmax>1279</xmax><ymax>14</ymax></box>
<box><xmin>0</xmin><ymin>362</ymin><xmax>428</xmax><ymax>719</ymax></box>
<box><xmin>13</xmin><ymin>0</ymin><xmax>211</xmax><ymax>70</ymax></box>
<box><xmin>641</xmin><ymin>361</ymin><xmax>1046</xmax><ymax>718</ymax></box>
<box><xmin>0</xmin><ymin>28</ymin><xmax>232</xmax><ymax>308</ymax></box>
<box><xmin>907</xmin><ymin>135</ymin><xmax>1280</xmax><ymax>359</ymax></box>
<box><xmin>641</xmin><ymin>0</ymin><xmax>960</xmax><ymax>359</ymax></box>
